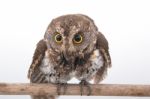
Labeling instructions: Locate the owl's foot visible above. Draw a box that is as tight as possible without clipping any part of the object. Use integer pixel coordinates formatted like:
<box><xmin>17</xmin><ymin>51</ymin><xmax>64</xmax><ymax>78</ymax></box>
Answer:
<box><xmin>57</xmin><ymin>82</ymin><xmax>68</xmax><ymax>95</ymax></box>
<box><xmin>79</xmin><ymin>80</ymin><xmax>91</xmax><ymax>96</ymax></box>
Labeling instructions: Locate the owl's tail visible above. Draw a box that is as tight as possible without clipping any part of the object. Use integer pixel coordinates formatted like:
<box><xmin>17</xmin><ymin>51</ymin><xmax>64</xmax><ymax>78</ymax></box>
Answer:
<box><xmin>31</xmin><ymin>95</ymin><xmax>56</xmax><ymax>99</ymax></box>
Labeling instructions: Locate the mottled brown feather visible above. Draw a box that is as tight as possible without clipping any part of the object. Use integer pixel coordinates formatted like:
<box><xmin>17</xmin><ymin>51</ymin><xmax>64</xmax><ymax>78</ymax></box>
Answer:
<box><xmin>96</xmin><ymin>32</ymin><xmax>111</xmax><ymax>67</ymax></box>
<box><xmin>28</xmin><ymin>39</ymin><xmax>47</xmax><ymax>79</ymax></box>
<box><xmin>94</xmin><ymin>32</ymin><xmax>111</xmax><ymax>84</ymax></box>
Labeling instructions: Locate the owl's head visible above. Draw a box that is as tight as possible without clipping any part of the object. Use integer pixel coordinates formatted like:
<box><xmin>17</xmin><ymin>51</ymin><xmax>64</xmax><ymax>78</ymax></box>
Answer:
<box><xmin>44</xmin><ymin>14</ymin><xmax>98</xmax><ymax>60</ymax></box>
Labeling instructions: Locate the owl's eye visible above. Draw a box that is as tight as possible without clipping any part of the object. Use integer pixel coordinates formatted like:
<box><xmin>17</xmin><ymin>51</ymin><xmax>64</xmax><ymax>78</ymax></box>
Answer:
<box><xmin>54</xmin><ymin>33</ymin><xmax>62</xmax><ymax>43</ymax></box>
<box><xmin>73</xmin><ymin>34</ymin><xmax>83</xmax><ymax>44</ymax></box>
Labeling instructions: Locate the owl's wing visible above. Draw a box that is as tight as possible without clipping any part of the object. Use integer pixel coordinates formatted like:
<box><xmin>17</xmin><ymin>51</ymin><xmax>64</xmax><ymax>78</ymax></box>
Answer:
<box><xmin>94</xmin><ymin>32</ymin><xmax>111</xmax><ymax>83</ymax></box>
<box><xmin>27</xmin><ymin>39</ymin><xmax>47</xmax><ymax>81</ymax></box>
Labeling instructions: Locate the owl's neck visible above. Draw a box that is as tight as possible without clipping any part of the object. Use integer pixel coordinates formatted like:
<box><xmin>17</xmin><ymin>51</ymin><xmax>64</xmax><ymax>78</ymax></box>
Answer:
<box><xmin>47</xmin><ymin>49</ymin><xmax>93</xmax><ymax>70</ymax></box>
<box><xmin>59</xmin><ymin>52</ymin><xmax>91</xmax><ymax>70</ymax></box>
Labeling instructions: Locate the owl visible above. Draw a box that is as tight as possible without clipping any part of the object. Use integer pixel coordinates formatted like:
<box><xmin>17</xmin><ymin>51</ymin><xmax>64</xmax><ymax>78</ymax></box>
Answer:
<box><xmin>28</xmin><ymin>14</ymin><xmax>111</xmax><ymax>99</ymax></box>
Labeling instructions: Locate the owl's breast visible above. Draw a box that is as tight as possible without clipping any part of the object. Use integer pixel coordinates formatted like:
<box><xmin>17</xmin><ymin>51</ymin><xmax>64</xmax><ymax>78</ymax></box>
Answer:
<box><xmin>39</xmin><ymin>50</ymin><xmax>73</xmax><ymax>83</ymax></box>
<box><xmin>39</xmin><ymin>49</ymin><xmax>104</xmax><ymax>83</ymax></box>
<box><xmin>75</xmin><ymin>49</ymin><xmax>104</xmax><ymax>81</ymax></box>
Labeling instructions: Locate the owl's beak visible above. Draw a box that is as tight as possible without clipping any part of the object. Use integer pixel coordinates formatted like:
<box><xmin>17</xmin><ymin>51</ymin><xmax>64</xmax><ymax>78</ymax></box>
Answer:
<box><xmin>61</xmin><ymin>40</ymin><xmax>76</xmax><ymax>64</ymax></box>
<box><xmin>62</xmin><ymin>44</ymin><xmax>75</xmax><ymax>58</ymax></box>
<box><xmin>62</xmin><ymin>50</ymin><xmax>73</xmax><ymax>61</ymax></box>
<box><xmin>61</xmin><ymin>42</ymin><xmax>74</xmax><ymax>58</ymax></box>
<box><xmin>60</xmin><ymin>51</ymin><xmax>75</xmax><ymax>69</ymax></box>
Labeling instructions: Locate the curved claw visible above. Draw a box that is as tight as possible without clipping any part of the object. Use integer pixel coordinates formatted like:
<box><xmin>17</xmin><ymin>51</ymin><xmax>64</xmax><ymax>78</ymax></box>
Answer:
<box><xmin>57</xmin><ymin>82</ymin><xmax>68</xmax><ymax>95</ymax></box>
<box><xmin>79</xmin><ymin>80</ymin><xmax>92</xmax><ymax>96</ymax></box>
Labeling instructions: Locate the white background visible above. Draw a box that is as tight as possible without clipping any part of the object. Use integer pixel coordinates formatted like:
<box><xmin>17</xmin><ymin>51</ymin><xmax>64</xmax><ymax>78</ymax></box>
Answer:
<box><xmin>0</xmin><ymin>0</ymin><xmax>150</xmax><ymax>99</ymax></box>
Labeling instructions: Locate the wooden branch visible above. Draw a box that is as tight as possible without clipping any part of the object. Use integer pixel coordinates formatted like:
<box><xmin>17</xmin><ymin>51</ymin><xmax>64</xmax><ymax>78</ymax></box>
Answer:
<box><xmin>0</xmin><ymin>83</ymin><xmax>150</xmax><ymax>96</ymax></box>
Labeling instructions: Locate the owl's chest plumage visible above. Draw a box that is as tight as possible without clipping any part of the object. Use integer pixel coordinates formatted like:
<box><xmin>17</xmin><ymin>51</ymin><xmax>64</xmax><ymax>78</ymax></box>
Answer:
<box><xmin>39</xmin><ymin>49</ymin><xmax>104</xmax><ymax>83</ymax></box>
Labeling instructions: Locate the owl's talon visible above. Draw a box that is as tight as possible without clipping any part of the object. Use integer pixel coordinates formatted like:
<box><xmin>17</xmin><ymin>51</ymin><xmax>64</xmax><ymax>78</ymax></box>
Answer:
<box><xmin>57</xmin><ymin>83</ymin><xmax>61</xmax><ymax>95</ymax></box>
<box><xmin>79</xmin><ymin>80</ymin><xmax>91</xmax><ymax>96</ymax></box>
<box><xmin>62</xmin><ymin>83</ymin><xmax>68</xmax><ymax>95</ymax></box>
<box><xmin>56</xmin><ymin>82</ymin><xmax>68</xmax><ymax>95</ymax></box>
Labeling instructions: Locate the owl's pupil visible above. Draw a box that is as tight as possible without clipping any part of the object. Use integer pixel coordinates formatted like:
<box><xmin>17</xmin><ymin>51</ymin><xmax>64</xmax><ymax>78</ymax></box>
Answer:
<box><xmin>56</xmin><ymin>35</ymin><xmax>62</xmax><ymax>41</ymax></box>
<box><xmin>74</xmin><ymin>34</ymin><xmax>81</xmax><ymax>42</ymax></box>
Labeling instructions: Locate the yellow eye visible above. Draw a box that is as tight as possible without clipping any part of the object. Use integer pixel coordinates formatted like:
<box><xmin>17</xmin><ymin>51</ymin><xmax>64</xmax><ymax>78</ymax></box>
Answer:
<box><xmin>73</xmin><ymin>34</ymin><xmax>83</xmax><ymax>44</ymax></box>
<box><xmin>54</xmin><ymin>33</ymin><xmax>62</xmax><ymax>43</ymax></box>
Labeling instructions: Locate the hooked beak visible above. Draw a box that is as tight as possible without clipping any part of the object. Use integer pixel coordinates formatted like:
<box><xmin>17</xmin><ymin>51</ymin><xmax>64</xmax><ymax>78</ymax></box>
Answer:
<box><xmin>60</xmin><ymin>51</ymin><xmax>75</xmax><ymax>70</ymax></box>
<box><xmin>62</xmin><ymin>50</ymin><xmax>74</xmax><ymax>62</ymax></box>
